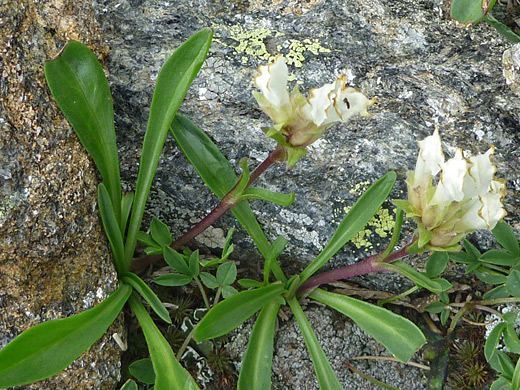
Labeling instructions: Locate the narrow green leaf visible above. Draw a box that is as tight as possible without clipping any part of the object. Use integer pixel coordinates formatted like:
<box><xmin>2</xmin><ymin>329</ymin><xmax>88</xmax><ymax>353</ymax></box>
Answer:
<box><xmin>485</xmin><ymin>322</ymin><xmax>506</xmax><ymax>363</ymax></box>
<box><xmin>480</xmin><ymin>250</ymin><xmax>517</xmax><ymax>266</ymax></box>
<box><xmin>264</xmin><ymin>236</ymin><xmax>288</xmax><ymax>285</ymax></box>
<box><xmin>0</xmin><ymin>284</ymin><xmax>131</xmax><ymax>388</ymax></box>
<box><xmin>310</xmin><ymin>288</ymin><xmax>426</xmax><ymax>362</ymax></box>
<box><xmin>170</xmin><ymin>114</ymin><xmax>272</xmax><ymax>260</ymax></box>
<box><xmin>194</xmin><ymin>283</ymin><xmax>284</xmax><ymax>341</ymax></box>
<box><xmin>128</xmin><ymin>294</ymin><xmax>199</xmax><ymax>390</ymax></box>
<box><xmin>504</xmin><ymin>324</ymin><xmax>520</xmax><ymax>354</ymax></box>
<box><xmin>512</xmin><ymin>356</ymin><xmax>520</xmax><ymax>390</ymax></box>
<box><xmin>150</xmin><ymin>218</ymin><xmax>173</xmax><ymax>247</ymax></box>
<box><xmin>238</xmin><ymin>300</ymin><xmax>280</xmax><ymax>390</ymax></box>
<box><xmin>492</xmin><ymin>222</ymin><xmax>520</xmax><ymax>256</ymax></box>
<box><xmin>216</xmin><ymin>261</ymin><xmax>237</xmax><ymax>286</ymax></box>
<box><xmin>382</xmin><ymin>260</ymin><xmax>450</xmax><ymax>293</ymax></box>
<box><xmin>240</xmin><ymin>187</ymin><xmax>295</xmax><ymax>206</ymax></box>
<box><xmin>121</xmin><ymin>273</ymin><xmax>171</xmax><ymax>324</ymax></box>
<box><xmin>299</xmin><ymin>172</ymin><xmax>396</xmax><ymax>284</ymax></box>
<box><xmin>463</xmin><ymin>239</ymin><xmax>481</xmax><ymax>260</ymax></box>
<box><xmin>129</xmin><ymin>358</ymin><xmax>156</xmax><ymax>385</ymax></box>
<box><xmin>44</xmin><ymin>41</ymin><xmax>121</xmax><ymax>216</ymax></box>
<box><xmin>506</xmin><ymin>269</ymin><xmax>520</xmax><ymax>297</ymax></box>
<box><xmin>189</xmin><ymin>250</ymin><xmax>200</xmax><ymax>277</ymax></box>
<box><xmin>154</xmin><ymin>273</ymin><xmax>193</xmax><ymax>287</ymax></box>
<box><xmin>238</xmin><ymin>278</ymin><xmax>265</xmax><ymax>288</ymax></box>
<box><xmin>98</xmin><ymin>183</ymin><xmax>125</xmax><ymax>273</ymax></box>
<box><xmin>120</xmin><ymin>192</ymin><xmax>134</xmax><ymax>235</ymax></box>
<box><xmin>287</xmin><ymin>297</ymin><xmax>342</xmax><ymax>390</ymax></box>
<box><xmin>164</xmin><ymin>246</ymin><xmax>191</xmax><ymax>275</ymax></box>
<box><xmin>475</xmin><ymin>269</ymin><xmax>508</xmax><ymax>285</ymax></box>
<box><xmin>498</xmin><ymin>352</ymin><xmax>515</xmax><ymax>379</ymax></box>
<box><xmin>120</xmin><ymin>379</ymin><xmax>138</xmax><ymax>390</ymax></box>
<box><xmin>235</xmin><ymin>158</ymin><xmax>251</xmax><ymax>195</ymax></box>
<box><xmin>425</xmin><ymin>251</ymin><xmax>450</xmax><ymax>278</ymax></box>
<box><xmin>221</xmin><ymin>227</ymin><xmax>235</xmax><ymax>260</ymax></box>
<box><xmin>343</xmin><ymin>361</ymin><xmax>400</xmax><ymax>390</ymax></box>
<box><xmin>483</xmin><ymin>285</ymin><xmax>510</xmax><ymax>299</ymax></box>
<box><xmin>485</xmin><ymin>13</ymin><xmax>520</xmax><ymax>43</ymax></box>
<box><xmin>137</xmin><ymin>231</ymin><xmax>158</xmax><ymax>248</ymax></box>
<box><xmin>124</xmin><ymin>29</ymin><xmax>213</xmax><ymax>269</ymax></box>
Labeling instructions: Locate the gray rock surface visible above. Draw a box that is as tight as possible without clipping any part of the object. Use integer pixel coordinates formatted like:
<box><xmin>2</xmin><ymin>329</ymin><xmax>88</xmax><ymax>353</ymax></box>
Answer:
<box><xmin>0</xmin><ymin>1</ymin><xmax>123</xmax><ymax>389</ymax></box>
<box><xmin>5</xmin><ymin>0</ymin><xmax>513</xmax><ymax>388</ymax></box>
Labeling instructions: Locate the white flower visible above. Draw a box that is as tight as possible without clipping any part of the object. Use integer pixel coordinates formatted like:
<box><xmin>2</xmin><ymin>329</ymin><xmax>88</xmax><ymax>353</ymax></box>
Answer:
<box><xmin>254</xmin><ymin>56</ymin><xmax>374</xmax><ymax>167</ymax></box>
<box><xmin>396</xmin><ymin>129</ymin><xmax>507</xmax><ymax>250</ymax></box>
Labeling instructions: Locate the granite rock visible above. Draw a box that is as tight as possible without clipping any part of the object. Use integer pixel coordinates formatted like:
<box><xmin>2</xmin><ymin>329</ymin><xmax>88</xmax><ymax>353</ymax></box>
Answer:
<box><xmin>0</xmin><ymin>1</ymin><xmax>123</xmax><ymax>389</ymax></box>
<box><xmin>90</xmin><ymin>0</ymin><xmax>520</xmax><ymax>388</ymax></box>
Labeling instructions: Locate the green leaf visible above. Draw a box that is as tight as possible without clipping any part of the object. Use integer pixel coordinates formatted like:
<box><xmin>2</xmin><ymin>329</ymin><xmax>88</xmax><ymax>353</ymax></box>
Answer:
<box><xmin>124</xmin><ymin>28</ymin><xmax>213</xmax><ymax>269</ymax></box>
<box><xmin>234</xmin><ymin>158</ymin><xmax>251</xmax><ymax>196</ymax></box>
<box><xmin>493</xmin><ymin>222</ymin><xmax>520</xmax><ymax>256</ymax></box>
<box><xmin>425</xmin><ymin>302</ymin><xmax>447</xmax><ymax>314</ymax></box>
<box><xmin>440</xmin><ymin>308</ymin><xmax>450</xmax><ymax>325</ymax></box>
<box><xmin>194</xmin><ymin>283</ymin><xmax>285</xmax><ymax>341</ymax></box>
<box><xmin>120</xmin><ymin>379</ymin><xmax>139</xmax><ymax>390</ymax></box>
<box><xmin>498</xmin><ymin>352</ymin><xmax>515</xmax><ymax>379</ymax></box>
<box><xmin>475</xmin><ymin>269</ymin><xmax>508</xmax><ymax>285</ymax></box>
<box><xmin>129</xmin><ymin>358</ymin><xmax>156</xmax><ymax>385</ymax></box>
<box><xmin>506</xmin><ymin>269</ymin><xmax>520</xmax><ymax>297</ymax></box>
<box><xmin>484</xmin><ymin>285</ymin><xmax>510</xmax><ymax>299</ymax></box>
<box><xmin>485</xmin><ymin>13</ymin><xmax>520</xmax><ymax>43</ymax></box>
<box><xmin>216</xmin><ymin>261</ymin><xmax>237</xmax><ymax>286</ymax></box>
<box><xmin>98</xmin><ymin>183</ymin><xmax>125</xmax><ymax>273</ymax></box>
<box><xmin>200</xmin><ymin>272</ymin><xmax>219</xmax><ymax>289</ymax></box>
<box><xmin>264</xmin><ymin>236</ymin><xmax>288</xmax><ymax>285</ymax></box>
<box><xmin>189</xmin><ymin>250</ymin><xmax>200</xmax><ymax>277</ymax></box>
<box><xmin>44</xmin><ymin>40</ymin><xmax>121</xmax><ymax>217</ymax></box>
<box><xmin>512</xmin><ymin>356</ymin><xmax>520</xmax><ymax>390</ymax></box>
<box><xmin>170</xmin><ymin>114</ymin><xmax>272</xmax><ymax>260</ymax></box>
<box><xmin>128</xmin><ymin>294</ymin><xmax>199</xmax><ymax>390</ymax></box>
<box><xmin>480</xmin><ymin>250</ymin><xmax>517</xmax><ymax>266</ymax></box>
<box><xmin>238</xmin><ymin>278</ymin><xmax>265</xmax><ymax>288</ymax></box>
<box><xmin>137</xmin><ymin>231</ymin><xmax>157</xmax><ymax>248</ymax></box>
<box><xmin>150</xmin><ymin>218</ymin><xmax>172</xmax><ymax>247</ymax></box>
<box><xmin>164</xmin><ymin>246</ymin><xmax>191</xmax><ymax>275</ymax></box>
<box><xmin>490</xmin><ymin>377</ymin><xmax>512</xmax><ymax>390</ymax></box>
<box><xmin>120</xmin><ymin>192</ymin><xmax>134</xmax><ymax>235</ymax></box>
<box><xmin>310</xmin><ymin>288</ymin><xmax>426</xmax><ymax>362</ymax></box>
<box><xmin>504</xmin><ymin>324</ymin><xmax>520</xmax><ymax>354</ymax></box>
<box><xmin>463</xmin><ymin>239</ymin><xmax>481</xmax><ymax>260</ymax></box>
<box><xmin>238</xmin><ymin>300</ymin><xmax>280</xmax><ymax>390</ymax></box>
<box><xmin>503</xmin><ymin>311</ymin><xmax>518</xmax><ymax>324</ymax></box>
<box><xmin>240</xmin><ymin>187</ymin><xmax>295</xmax><ymax>206</ymax></box>
<box><xmin>155</xmin><ymin>273</ymin><xmax>193</xmax><ymax>287</ymax></box>
<box><xmin>382</xmin><ymin>260</ymin><xmax>450</xmax><ymax>293</ymax></box>
<box><xmin>287</xmin><ymin>298</ymin><xmax>342</xmax><ymax>390</ymax></box>
<box><xmin>222</xmin><ymin>285</ymin><xmax>238</xmax><ymax>298</ymax></box>
<box><xmin>221</xmin><ymin>227</ymin><xmax>235</xmax><ymax>260</ymax></box>
<box><xmin>485</xmin><ymin>322</ymin><xmax>506</xmax><ymax>364</ymax></box>
<box><xmin>451</xmin><ymin>0</ymin><xmax>496</xmax><ymax>25</ymax></box>
<box><xmin>425</xmin><ymin>251</ymin><xmax>450</xmax><ymax>278</ymax></box>
<box><xmin>121</xmin><ymin>273</ymin><xmax>171</xmax><ymax>324</ymax></box>
<box><xmin>0</xmin><ymin>284</ymin><xmax>131</xmax><ymax>388</ymax></box>
<box><xmin>449</xmin><ymin>250</ymin><xmax>475</xmax><ymax>265</ymax></box>
<box><xmin>299</xmin><ymin>172</ymin><xmax>396</xmax><ymax>283</ymax></box>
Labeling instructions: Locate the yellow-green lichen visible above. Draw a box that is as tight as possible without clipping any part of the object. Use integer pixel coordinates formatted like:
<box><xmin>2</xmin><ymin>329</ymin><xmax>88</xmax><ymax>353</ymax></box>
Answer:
<box><xmin>332</xmin><ymin>204</ymin><xmax>396</xmax><ymax>251</ymax></box>
<box><xmin>213</xmin><ymin>24</ymin><xmax>331</xmax><ymax>68</ymax></box>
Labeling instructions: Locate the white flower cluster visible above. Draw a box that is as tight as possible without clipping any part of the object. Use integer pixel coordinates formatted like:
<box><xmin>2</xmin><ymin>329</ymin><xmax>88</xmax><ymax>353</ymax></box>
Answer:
<box><xmin>397</xmin><ymin>129</ymin><xmax>507</xmax><ymax>250</ymax></box>
<box><xmin>254</xmin><ymin>56</ymin><xmax>373</xmax><ymax>167</ymax></box>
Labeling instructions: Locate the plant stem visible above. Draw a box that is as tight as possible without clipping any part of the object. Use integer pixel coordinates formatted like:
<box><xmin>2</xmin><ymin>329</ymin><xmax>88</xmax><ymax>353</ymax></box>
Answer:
<box><xmin>176</xmin><ymin>326</ymin><xmax>196</xmax><ymax>361</ymax></box>
<box><xmin>298</xmin><ymin>243</ymin><xmax>413</xmax><ymax>293</ymax></box>
<box><xmin>213</xmin><ymin>286</ymin><xmax>222</xmax><ymax>307</ymax></box>
<box><xmin>194</xmin><ymin>276</ymin><xmax>210</xmax><ymax>309</ymax></box>
<box><xmin>130</xmin><ymin>147</ymin><xmax>284</xmax><ymax>272</ymax></box>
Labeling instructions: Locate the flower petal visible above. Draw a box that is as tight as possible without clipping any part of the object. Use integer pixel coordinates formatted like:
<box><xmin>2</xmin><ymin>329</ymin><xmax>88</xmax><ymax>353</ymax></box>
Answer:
<box><xmin>255</xmin><ymin>55</ymin><xmax>290</xmax><ymax>108</ymax></box>
<box><xmin>463</xmin><ymin>147</ymin><xmax>496</xmax><ymax>198</ymax></box>
<box><xmin>413</xmin><ymin>129</ymin><xmax>444</xmax><ymax>186</ymax></box>
<box><xmin>430</xmin><ymin>149</ymin><xmax>467</xmax><ymax>205</ymax></box>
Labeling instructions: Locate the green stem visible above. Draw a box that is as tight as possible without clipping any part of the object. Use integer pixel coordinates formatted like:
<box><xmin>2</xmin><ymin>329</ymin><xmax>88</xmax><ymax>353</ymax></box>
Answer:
<box><xmin>377</xmin><ymin>285</ymin><xmax>418</xmax><ymax>306</ymax></box>
<box><xmin>213</xmin><ymin>286</ymin><xmax>222</xmax><ymax>307</ymax></box>
<box><xmin>194</xmin><ymin>276</ymin><xmax>210</xmax><ymax>309</ymax></box>
<box><xmin>176</xmin><ymin>326</ymin><xmax>196</xmax><ymax>361</ymax></box>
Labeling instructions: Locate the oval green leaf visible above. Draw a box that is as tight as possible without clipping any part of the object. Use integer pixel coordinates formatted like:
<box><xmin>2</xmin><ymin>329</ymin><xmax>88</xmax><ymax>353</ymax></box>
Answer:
<box><xmin>216</xmin><ymin>261</ymin><xmax>237</xmax><ymax>286</ymax></box>
<box><xmin>492</xmin><ymin>222</ymin><xmax>520</xmax><ymax>256</ymax></box>
<box><xmin>155</xmin><ymin>273</ymin><xmax>193</xmax><ymax>287</ymax></box>
<box><xmin>310</xmin><ymin>288</ymin><xmax>426</xmax><ymax>362</ymax></box>
<box><xmin>44</xmin><ymin>40</ymin><xmax>121</xmax><ymax>217</ymax></box>
<box><xmin>128</xmin><ymin>294</ymin><xmax>199</xmax><ymax>390</ymax></box>
<box><xmin>506</xmin><ymin>269</ymin><xmax>520</xmax><ymax>297</ymax></box>
<box><xmin>194</xmin><ymin>283</ymin><xmax>284</xmax><ymax>341</ymax></box>
<box><xmin>129</xmin><ymin>358</ymin><xmax>156</xmax><ymax>385</ymax></box>
<box><xmin>0</xmin><ymin>284</ymin><xmax>131</xmax><ymax>388</ymax></box>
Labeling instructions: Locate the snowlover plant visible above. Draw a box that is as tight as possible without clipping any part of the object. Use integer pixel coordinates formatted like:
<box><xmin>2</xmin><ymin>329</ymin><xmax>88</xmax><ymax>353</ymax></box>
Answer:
<box><xmin>0</xmin><ymin>27</ymin><xmax>514</xmax><ymax>390</ymax></box>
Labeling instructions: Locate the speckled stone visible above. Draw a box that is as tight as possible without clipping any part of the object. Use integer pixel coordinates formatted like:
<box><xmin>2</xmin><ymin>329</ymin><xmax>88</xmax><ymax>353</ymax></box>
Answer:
<box><xmin>0</xmin><ymin>1</ymin><xmax>123</xmax><ymax>389</ymax></box>
<box><xmin>90</xmin><ymin>0</ymin><xmax>520</xmax><ymax>388</ymax></box>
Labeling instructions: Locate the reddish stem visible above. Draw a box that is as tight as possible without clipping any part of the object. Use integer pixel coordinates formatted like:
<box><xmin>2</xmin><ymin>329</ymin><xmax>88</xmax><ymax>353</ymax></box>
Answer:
<box><xmin>130</xmin><ymin>147</ymin><xmax>284</xmax><ymax>272</ymax></box>
<box><xmin>297</xmin><ymin>243</ymin><xmax>413</xmax><ymax>293</ymax></box>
